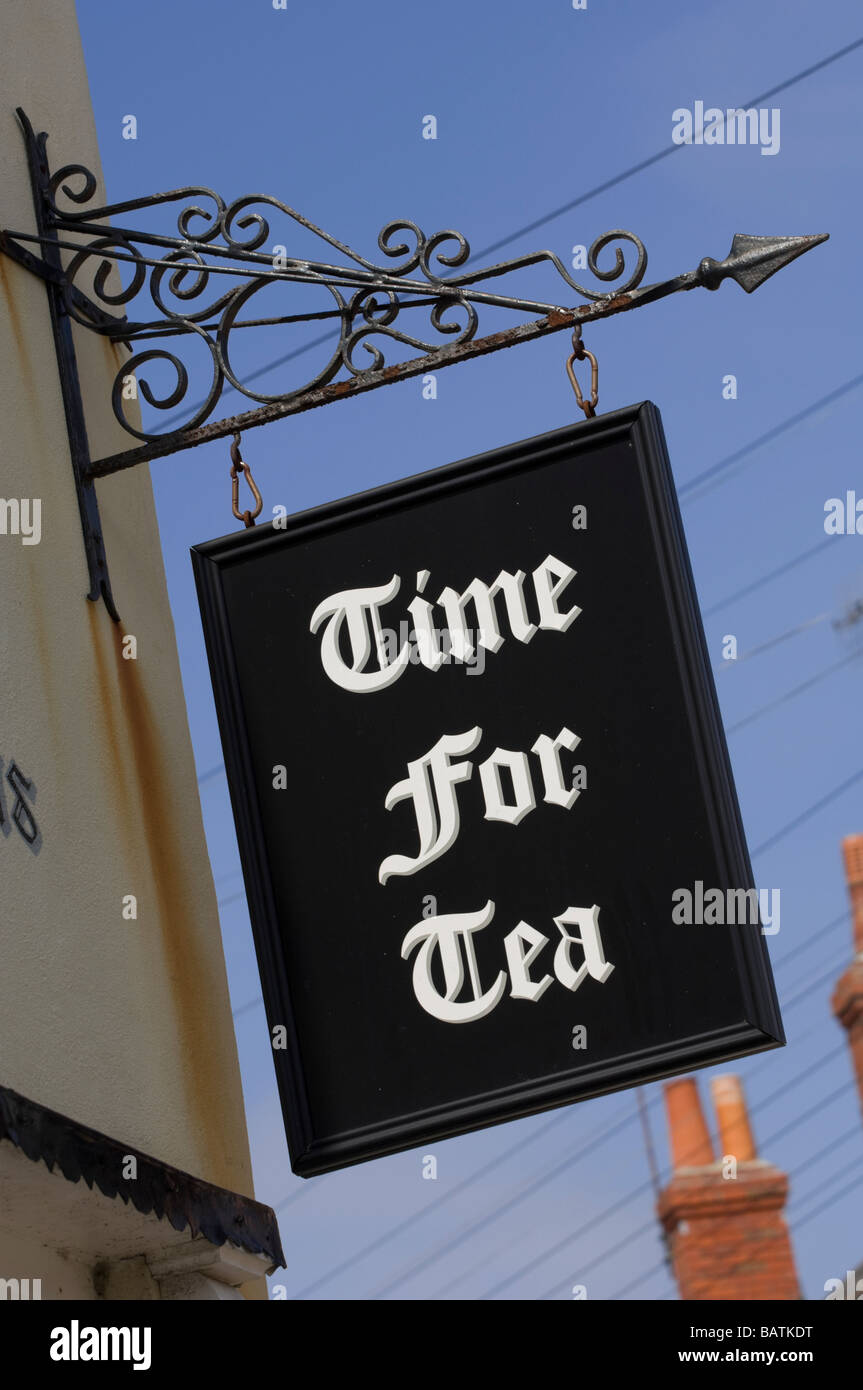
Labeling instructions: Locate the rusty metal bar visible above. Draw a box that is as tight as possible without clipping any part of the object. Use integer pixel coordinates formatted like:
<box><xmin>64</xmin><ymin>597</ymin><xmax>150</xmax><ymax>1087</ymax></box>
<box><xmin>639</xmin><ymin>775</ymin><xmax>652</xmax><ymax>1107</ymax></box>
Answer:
<box><xmin>84</xmin><ymin>230</ymin><xmax>828</xmax><ymax>479</ymax></box>
<box><xmin>0</xmin><ymin>106</ymin><xmax>829</xmax><ymax>618</ymax></box>
<box><xmin>87</xmin><ymin>301</ymin><xmax>612</xmax><ymax>478</ymax></box>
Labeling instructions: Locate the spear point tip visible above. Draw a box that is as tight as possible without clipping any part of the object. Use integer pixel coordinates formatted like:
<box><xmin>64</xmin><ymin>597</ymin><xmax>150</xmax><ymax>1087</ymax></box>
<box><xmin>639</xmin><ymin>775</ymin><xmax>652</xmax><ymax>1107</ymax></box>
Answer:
<box><xmin>723</xmin><ymin>232</ymin><xmax>829</xmax><ymax>293</ymax></box>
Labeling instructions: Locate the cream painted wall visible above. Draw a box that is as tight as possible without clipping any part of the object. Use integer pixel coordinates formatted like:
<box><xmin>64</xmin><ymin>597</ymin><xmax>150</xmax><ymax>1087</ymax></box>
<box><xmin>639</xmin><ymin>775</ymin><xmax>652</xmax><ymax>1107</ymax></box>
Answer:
<box><xmin>0</xmin><ymin>1</ymin><xmax>257</xmax><ymax>1219</ymax></box>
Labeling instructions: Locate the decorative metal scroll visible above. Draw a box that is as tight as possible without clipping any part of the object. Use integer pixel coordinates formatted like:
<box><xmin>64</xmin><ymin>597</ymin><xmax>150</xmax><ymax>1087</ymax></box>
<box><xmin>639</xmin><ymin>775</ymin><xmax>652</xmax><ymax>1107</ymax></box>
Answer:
<box><xmin>5</xmin><ymin>113</ymin><xmax>653</xmax><ymax>449</ymax></box>
<box><xmin>48</xmin><ymin>187</ymin><xmax>639</xmax><ymax>442</ymax></box>
<box><xmin>0</xmin><ymin>108</ymin><xmax>828</xmax><ymax>620</ymax></box>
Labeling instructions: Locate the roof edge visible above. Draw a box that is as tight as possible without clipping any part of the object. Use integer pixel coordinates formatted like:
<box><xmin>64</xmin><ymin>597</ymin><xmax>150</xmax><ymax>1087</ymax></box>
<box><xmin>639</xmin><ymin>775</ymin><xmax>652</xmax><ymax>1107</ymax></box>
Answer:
<box><xmin>0</xmin><ymin>1082</ymin><xmax>285</xmax><ymax>1270</ymax></box>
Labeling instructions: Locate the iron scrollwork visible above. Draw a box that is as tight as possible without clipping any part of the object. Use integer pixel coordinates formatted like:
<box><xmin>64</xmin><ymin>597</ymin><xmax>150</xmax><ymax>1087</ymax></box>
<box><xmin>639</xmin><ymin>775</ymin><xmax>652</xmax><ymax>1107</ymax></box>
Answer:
<box><xmin>0</xmin><ymin>110</ymin><xmax>827</xmax><ymax>623</ymax></box>
<box><xmin>34</xmin><ymin>141</ymin><xmax>648</xmax><ymax>442</ymax></box>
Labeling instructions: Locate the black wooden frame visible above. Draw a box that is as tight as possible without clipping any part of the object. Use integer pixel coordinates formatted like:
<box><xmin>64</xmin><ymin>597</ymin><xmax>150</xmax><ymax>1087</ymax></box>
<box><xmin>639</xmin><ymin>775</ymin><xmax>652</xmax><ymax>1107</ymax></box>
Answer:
<box><xmin>192</xmin><ymin>402</ymin><xmax>783</xmax><ymax>1177</ymax></box>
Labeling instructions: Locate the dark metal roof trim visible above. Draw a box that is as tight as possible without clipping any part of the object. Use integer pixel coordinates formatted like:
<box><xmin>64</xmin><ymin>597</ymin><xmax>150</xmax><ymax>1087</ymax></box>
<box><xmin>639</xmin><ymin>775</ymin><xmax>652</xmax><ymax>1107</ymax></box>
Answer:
<box><xmin>0</xmin><ymin>1082</ymin><xmax>285</xmax><ymax>1269</ymax></box>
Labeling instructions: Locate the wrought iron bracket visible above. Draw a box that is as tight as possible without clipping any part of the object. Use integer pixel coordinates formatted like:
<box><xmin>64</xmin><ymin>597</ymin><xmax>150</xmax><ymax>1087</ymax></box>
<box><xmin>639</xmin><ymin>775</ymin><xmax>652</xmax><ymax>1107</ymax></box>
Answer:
<box><xmin>8</xmin><ymin>111</ymin><xmax>122</xmax><ymax>618</ymax></box>
<box><xmin>1</xmin><ymin>108</ymin><xmax>828</xmax><ymax>621</ymax></box>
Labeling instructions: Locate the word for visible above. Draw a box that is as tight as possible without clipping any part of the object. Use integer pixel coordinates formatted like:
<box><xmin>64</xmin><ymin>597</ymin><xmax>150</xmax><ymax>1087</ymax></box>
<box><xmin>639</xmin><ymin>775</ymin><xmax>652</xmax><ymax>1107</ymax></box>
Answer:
<box><xmin>310</xmin><ymin>554</ymin><xmax>579</xmax><ymax>693</ymax></box>
<box><xmin>671</xmin><ymin>882</ymin><xmax>779</xmax><ymax>935</ymax></box>
<box><xmin>824</xmin><ymin>492</ymin><xmax>863</xmax><ymax>535</ymax></box>
<box><xmin>0</xmin><ymin>758</ymin><xmax>39</xmax><ymax>847</ymax></box>
<box><xmin>0</xmin><ymin>498</ymin><xmax>41</xmax><ymax>546</ymax></box>
<box><xmin>401</xmin><ymin>901</ymin><xmax>613</xmax><ymax>1023</ymax></box>
<box><xmin>50</xmin><ymin>1322</ymin><xmax>151</xmax><ymax>1372</ymax></box>
<box><xmin>380</xmin><ymin>726</ymin><xmax>582</xmax><ymax>883</ymax></box>
<box><xmin>671</xmin><ymin>103</ymin><xmax>780</xmax><ymax>157</ymax></box>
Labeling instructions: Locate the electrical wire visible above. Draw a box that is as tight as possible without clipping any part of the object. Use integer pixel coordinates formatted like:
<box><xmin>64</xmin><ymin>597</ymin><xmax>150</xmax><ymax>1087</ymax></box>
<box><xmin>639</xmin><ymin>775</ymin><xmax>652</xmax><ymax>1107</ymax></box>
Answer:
<box><xmin>605</xmin><ymin>1120</ymin><xmax>863</xmax><ymax>1301</ymax></box>
<box><xmin>293</xmin><ymin>1101</ymin><xmax>638</xmax><ymax>1300</ymax></box>
<box><xmin>771</xmin><ymin>910</ymin><xmax>848</xmax><ymax>974</ymax></box>
<box><xmin>367</xmin><ymin>1046</ymin><xmax>851</xmax><ymax>1301</ymax></box>
<box><xmin>791</xmin><ymin>1153</ymin><xmax>863</xmax><ymax>1217</ymax></box>
<box><xmin>679</xmin><ymin>373</ymin><xmax>863</xmax><ymax>504</ymax></box>
<box><xmin>714</xmin><ymin>613</ymin><xmax>830</xmax><ymax>674</ymax></box>
<box><xmin>525</xmin><ymin>1075</ymin><xmax>858</xmax><ymax>1303</ymax></box>
<box><xmin>751</xmin><ymin>767</ymin><xmax>863</xmax><ymax>858</ymax></box>
<box><xmin>267</xmin><ymin>970</ymin><xmax>847</xmax><ymax>1295</ymax></box>
<box><xmin>186</xmin><ymin>36</ymin><xmax>863</xmax><ymax>1298</ymax></box>
<box><xmin>794</xmin><ymin>1171</ymin><xmax>863</xmax><ymax>1232</ymax></box>
<box><xmin>151</xmin><ymin>39</ymin><xmax>863</xmax><ymax>437</ymax></box>
<box><xmin>702</xmin><ymin>539</ymin><xmax>835</xmax><ymax>618</ymax></box>
<box><xmin>727</xmin><ymin>650</ymin><xmax>863</xmax><ymax>735</ymax></box>
<box><xmin>467</xmin><ymin>37</ymin><xmax>863</xmax><ymax>263</ymax></box>
<box><xmin>262</xmin><ymin>914</ymin><xmax>845</xmax><ymax>1284</ymax></box>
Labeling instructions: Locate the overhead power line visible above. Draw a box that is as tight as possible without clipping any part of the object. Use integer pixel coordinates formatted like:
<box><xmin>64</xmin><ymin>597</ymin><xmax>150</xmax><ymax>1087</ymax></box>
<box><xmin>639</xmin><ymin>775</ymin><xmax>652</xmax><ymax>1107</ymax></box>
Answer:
<box><xmin>290</xmin><ymin>1101</ymin><xmax>583</xmax><ymax>1300</ymax></box>
<box><xmin>524</xmin><ymin>1073</ymin><xmax>858</xmax><ymax>1303</ymax></box>
<box><xmin>779</xmin><ymin>948</ymin><xmax>854</xmax><ymax>1013</ymax></box>
<box><xmin>794</xmin><ymin>1170</ymin><xmax>863</xmax><ymax>1232</ymax></box>
<box><xmin>727</xmin><ymin>649</ymin><xmax>863</xmax><ymax>735</ymax></box>
<box><xmin>771</xmin><ymin>909</ymin><xmax>848</xmax><ymax>974</ymax></box>
<box><xmin>606</xmin><ymin>1119</ymin><xmax>863</xmax><ymax>1301</ymax></box>
<box><xmin>790</xmin><ymin>1152</ymin><xmax>863</xmax><ymax>1217</ymax></box>
<box><xmin>751</xmin><ymin>767</ymin><xmax>863</xmax><ymax>857</ymax></box>
<box><xmin>197</xmin><ymin>763</ymin><xmax>225</xmax><ymax>787</ymax></box>
<box><xmin>182</xmin><ymin>36</ymin><xmax>863</xmax><ymax>1306</ymax></box>
<box><xmin>365</xmin><ymin>1041</ymin><xmax>847</xmax><ymax>1302</ymax></box>
<box><xmin>154</xmin><ymin>38</ymin><xmax>863</xmax><ymax>437</ymax></box>
<box><xmin>337</xmin><ymin>1104</ymin><xmax>640</xmax><ymax>1303</ymax></box>
<box><xmin>715</xmin><ymin>612</ymin><xmax>830</xmax><ymax>674</ymax></box>
<box><xmin>217</xmin><ymin>890</ymin><xmax>245</xmax><ymax>911</ymax></box>
<box><xmin>468</xmin><ymin>36</ymin><xmax>863</xmax><ymax>262</ymax></box>
<box><xmin>265</xmin><ymin>945</ymin><xmax>843</xmax><ymax>1296</ymax></box>
<box><xmin>259</xmin><ymin>906</ymin><xmax>849</xmax><ymax>1269</ymax></box>
<box><xmin>679</xmin><ymin>373</ymin><xmax>863</xmax><ymax>503</ymax></box>
<box><xmin>702</xmin><ymin>538</ymin><xmax>835</xmax><ymax>618</ymax></box>
<box><xmin>221</xmin><ymin>763</ymin><xmax>863</xmax><ymax>942</ymax></box>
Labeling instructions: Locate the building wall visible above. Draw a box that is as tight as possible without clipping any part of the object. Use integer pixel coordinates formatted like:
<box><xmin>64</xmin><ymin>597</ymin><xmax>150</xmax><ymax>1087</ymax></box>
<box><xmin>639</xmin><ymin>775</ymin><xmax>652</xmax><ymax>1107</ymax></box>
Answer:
<box><xmin>0</xmin><ymin>0</ymin><xmax>255</xmax><ymax>1216</ymax></box>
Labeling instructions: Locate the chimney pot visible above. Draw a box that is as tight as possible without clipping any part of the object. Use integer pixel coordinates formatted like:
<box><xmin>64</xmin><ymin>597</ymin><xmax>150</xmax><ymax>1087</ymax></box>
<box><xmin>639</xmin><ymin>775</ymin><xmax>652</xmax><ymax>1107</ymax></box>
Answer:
<box><xmin>711</xmin><ymin>1074</ymin><xmax>757</xmax><ymax>1162</ymax></box>
<box><xmin>664</xmin><ymin>1077</ymin><xmax>714</xmax><ymax>1169</ymax></box>
<box><xmin>842</xmin><ymin>835</ymin><xmax>863</xmax><ymax>954</ymax></box>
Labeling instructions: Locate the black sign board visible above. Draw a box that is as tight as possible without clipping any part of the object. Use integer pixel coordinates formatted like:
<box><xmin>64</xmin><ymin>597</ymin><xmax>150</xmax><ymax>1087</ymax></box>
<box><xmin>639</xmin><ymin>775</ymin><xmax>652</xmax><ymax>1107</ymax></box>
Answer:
<box><xmin>193</xmin><ymin>402</ymin><xmax>783</xmax><ymax>1177</ymax></box>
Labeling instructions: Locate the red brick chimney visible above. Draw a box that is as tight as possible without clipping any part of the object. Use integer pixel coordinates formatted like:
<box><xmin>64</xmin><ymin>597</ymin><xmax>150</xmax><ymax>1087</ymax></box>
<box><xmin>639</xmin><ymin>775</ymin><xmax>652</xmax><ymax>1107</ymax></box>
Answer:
<box><xmin>832</xmin><ymin>835</ymin><xmax>863</xmax><ymax>1120</ymax></box>
<box><xmin>657</xmin><ymin>1075</ymin><xmax>800</xmax><ymax>1300</ymax></box>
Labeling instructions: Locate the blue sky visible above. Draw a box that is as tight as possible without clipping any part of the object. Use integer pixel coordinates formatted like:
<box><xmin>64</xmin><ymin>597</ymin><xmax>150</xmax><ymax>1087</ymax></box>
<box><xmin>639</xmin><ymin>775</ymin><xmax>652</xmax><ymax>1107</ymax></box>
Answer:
<box><xmin>74</xmin><ymin>0</ymin><xmax>863</xmax><ymax>1299</ymax></box>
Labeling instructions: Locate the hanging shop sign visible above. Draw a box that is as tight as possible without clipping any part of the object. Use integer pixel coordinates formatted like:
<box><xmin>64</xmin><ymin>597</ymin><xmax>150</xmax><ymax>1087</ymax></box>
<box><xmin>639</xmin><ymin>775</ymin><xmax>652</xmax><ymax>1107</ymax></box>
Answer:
<box><xmin>193</xmin><ymin>402</ymin><xmax>783</xmax><ymax>1177</ymax></box>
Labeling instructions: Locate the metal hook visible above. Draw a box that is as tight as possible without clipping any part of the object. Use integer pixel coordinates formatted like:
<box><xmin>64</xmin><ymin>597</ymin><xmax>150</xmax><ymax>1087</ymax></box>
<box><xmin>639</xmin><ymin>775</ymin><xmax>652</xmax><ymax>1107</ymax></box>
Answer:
<box><xmin>566</xmin><ymin>325</ymin><xmax>598</xmax><ymax>419</ymax></box>
<box><xmin>229</xmin><ymin>432</ymin><xmax>263</xmax><ymax>528</ymax></box>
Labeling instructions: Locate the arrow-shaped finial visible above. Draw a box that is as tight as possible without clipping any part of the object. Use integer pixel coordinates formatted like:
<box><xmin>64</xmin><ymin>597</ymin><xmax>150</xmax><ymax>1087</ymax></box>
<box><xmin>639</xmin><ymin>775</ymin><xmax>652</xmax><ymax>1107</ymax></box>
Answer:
<box><xmin>698</xmin><ymin>232</ymin><xmax>829</xmax><ymax>293</ymax></box>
